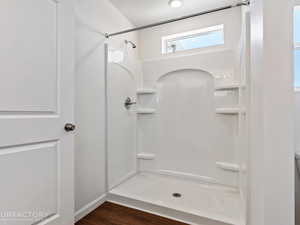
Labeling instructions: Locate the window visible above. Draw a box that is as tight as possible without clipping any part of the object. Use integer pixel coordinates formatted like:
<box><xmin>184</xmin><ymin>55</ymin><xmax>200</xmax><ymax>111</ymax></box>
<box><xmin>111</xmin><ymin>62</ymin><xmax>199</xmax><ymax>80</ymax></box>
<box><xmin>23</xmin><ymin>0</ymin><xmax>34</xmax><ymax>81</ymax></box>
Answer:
<box><xmin>162</xmin><ymin>25</ymin><xmax>224</xmax><ymax>54</ymax></box>
<box><xmin>294</xmin><ymin>6</ymin><xmax>300</xmax><ymax>88</ymax></box>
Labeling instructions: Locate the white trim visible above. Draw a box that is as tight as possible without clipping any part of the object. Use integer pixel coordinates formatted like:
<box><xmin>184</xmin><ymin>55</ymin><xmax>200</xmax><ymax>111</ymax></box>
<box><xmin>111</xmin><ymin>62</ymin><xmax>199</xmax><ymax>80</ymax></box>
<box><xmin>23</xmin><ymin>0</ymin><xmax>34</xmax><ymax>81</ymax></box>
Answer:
<box><xmin>249</xmin><ymin>0</ymin><xmax>294</xmax><ymax>224</ymax></box>
<box><xmin>74</xmin><ymin>194</ymin><xmax>107</xmax><ymax>222</ymax></box>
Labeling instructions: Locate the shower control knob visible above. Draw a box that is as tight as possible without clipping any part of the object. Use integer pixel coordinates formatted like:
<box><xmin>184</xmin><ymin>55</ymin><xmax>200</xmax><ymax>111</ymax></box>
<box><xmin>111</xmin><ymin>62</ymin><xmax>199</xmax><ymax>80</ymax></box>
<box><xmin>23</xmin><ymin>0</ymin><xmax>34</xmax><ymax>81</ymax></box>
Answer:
<box><xmin>124</xmin><ymin>97</ymin><xmax>136</xmax><ymax>109</ymax></box>
<box><xmin>64</xmin><ymin>123</ymin><xmax>76</xmax><ymax>132</ymax></box>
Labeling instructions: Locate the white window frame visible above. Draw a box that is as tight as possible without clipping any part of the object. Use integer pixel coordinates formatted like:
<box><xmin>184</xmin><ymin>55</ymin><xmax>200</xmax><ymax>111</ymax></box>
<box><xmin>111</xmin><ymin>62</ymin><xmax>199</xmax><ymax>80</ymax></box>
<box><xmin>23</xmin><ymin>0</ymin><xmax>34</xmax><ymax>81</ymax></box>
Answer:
<box><xmin>294</xmin><ymin>5</ymin><xmax>300</xmax><ymax>91</ymax></box>
<box><xmin>161</xmin><ymin>24</ymin><xmax>224</xmax><ymax>54</ymax></box>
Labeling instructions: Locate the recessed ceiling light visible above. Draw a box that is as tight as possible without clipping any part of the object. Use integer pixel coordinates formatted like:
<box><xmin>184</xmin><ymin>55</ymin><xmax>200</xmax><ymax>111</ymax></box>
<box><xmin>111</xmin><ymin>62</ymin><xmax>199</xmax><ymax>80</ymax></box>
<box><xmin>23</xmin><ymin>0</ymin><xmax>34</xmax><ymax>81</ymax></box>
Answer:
<box><xmin>168</xmin><ymin>0</ymin><xmax>183</xmax><ymax>8</ymax></box>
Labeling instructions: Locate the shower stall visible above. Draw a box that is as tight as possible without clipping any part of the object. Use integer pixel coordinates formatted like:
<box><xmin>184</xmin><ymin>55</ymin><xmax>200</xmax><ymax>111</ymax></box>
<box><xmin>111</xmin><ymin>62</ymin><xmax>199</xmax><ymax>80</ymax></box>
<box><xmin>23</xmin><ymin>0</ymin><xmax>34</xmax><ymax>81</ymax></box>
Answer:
<box><xmin>104</xmin><ymin>6</ymin><xmax>250</xmax><ymax>225</ymax></box>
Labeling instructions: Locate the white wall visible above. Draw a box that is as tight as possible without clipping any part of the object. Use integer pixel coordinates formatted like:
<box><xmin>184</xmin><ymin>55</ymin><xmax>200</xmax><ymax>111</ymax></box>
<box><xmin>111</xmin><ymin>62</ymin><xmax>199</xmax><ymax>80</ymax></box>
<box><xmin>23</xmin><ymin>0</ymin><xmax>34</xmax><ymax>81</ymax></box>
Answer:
<box><xmin>138</xmin><ymin>7</ymin><xmax>241</xmax><ymax>61</ymax></box>
<box><xmin>75</xmin><ymin>0</ymin><xmax>138</xmax><ymax>219</ymax></box>
<box><xmin>249</xmin><ymin>0</ymin><xmax>295</xmax><ymax>224</ymax></box>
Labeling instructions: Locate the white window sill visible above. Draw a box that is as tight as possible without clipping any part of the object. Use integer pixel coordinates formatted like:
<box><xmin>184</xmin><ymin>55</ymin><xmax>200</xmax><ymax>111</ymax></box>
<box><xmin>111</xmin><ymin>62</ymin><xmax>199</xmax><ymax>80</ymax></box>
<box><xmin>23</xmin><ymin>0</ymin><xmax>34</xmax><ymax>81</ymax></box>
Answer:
<box><xmin>295</xmin><ymin>87</ymin><xmax>300</xmax><ymax>92</ymax></box>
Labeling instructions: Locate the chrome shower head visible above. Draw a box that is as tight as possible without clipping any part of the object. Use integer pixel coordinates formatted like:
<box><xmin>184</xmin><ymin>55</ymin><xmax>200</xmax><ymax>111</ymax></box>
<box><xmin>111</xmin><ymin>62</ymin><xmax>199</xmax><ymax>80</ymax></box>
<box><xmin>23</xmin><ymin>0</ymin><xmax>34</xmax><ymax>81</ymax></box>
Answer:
<box><xmin>125</xmin><ymin>40</ymin><xmax>137</xmax><ymax>49</ymax></box>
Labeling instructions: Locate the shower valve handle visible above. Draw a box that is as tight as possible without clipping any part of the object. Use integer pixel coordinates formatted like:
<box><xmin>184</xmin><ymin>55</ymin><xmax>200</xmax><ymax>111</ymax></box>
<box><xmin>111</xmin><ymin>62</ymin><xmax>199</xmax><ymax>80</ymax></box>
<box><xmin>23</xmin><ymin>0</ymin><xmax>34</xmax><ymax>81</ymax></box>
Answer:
<box><xmin>124</xmin><ymin>97</ymin><xmax>136</xmax><ymax>109</ymax></box>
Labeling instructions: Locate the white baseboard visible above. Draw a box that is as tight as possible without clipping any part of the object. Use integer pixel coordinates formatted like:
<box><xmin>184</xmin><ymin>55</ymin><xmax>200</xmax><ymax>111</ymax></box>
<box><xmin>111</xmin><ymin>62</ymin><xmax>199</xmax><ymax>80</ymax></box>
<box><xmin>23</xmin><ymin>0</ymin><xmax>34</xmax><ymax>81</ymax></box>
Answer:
<box><xmin>75</xmin><ymin>194</ymin><xmax>107</xmax><ymax>222</ymax></box>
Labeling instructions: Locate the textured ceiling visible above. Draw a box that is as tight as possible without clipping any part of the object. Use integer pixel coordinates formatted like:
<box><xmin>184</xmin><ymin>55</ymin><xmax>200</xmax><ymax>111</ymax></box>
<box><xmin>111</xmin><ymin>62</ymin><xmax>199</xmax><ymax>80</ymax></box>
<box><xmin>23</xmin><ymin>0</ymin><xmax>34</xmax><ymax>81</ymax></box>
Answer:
<box><xmin>109</xmin><ymin>0</ymin><xmax>240</xmax><ymax>26</ymax></box>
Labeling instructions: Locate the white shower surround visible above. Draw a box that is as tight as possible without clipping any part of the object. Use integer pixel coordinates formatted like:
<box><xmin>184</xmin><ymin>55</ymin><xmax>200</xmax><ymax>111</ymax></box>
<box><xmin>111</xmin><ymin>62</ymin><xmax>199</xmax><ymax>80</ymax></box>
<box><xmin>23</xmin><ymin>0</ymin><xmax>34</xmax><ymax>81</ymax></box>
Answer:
<box><xmin>107</xmin><ymin>39</ymin><xmax>248</xmax><ymax>225</ymax></box>
<box><xmin>107</xmin><ymin>62</ymin><xmax>137</xmax><ymax>189</ymax></box>
<box><xmin>105</xmin><ymin>5</ymin><xmax>249</xmax><ymax>225</ymax></box>
<box><xmin>138</xmin><ymin>49</ymin><xmax>241</xmax><ymax>187</ymax></box>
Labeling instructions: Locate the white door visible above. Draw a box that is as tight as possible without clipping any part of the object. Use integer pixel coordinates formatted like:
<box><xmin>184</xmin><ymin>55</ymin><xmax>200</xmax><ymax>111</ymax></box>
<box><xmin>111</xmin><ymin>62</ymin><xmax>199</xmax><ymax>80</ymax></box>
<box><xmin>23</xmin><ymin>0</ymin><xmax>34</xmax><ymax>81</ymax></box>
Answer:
<box><xmin>0</xmin><ymin>0</ymin><xmax>74</xmax><ymax>225</ymax></box>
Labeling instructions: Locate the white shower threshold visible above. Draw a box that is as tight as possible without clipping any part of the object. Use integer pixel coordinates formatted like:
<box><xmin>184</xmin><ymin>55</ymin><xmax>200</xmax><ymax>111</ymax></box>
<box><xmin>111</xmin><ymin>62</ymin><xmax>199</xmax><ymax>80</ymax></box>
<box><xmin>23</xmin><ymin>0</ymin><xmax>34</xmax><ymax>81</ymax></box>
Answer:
<box><xmin>107</xmin><ymin>172</ymin><xmax>244</xmax><ymax>225</ymax></box>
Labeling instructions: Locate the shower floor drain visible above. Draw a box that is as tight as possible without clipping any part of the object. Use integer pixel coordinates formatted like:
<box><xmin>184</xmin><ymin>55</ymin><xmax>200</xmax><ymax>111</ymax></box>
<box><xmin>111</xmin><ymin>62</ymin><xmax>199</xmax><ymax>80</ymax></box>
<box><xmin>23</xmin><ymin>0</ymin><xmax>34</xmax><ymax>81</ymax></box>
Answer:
<box><xmin>172</xmin><ymin>193</ymin><xmax>182</xmax><ymax>198</ymax></box>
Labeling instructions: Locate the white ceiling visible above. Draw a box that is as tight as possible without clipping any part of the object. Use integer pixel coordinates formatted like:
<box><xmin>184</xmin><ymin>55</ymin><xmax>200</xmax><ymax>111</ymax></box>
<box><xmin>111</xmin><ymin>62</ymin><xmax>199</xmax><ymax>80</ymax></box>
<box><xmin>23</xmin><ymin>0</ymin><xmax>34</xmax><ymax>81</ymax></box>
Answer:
<box><xmin>109</xmin><ymin>0</ymin><xmax>240</xmax><ymax>26</ymax></box>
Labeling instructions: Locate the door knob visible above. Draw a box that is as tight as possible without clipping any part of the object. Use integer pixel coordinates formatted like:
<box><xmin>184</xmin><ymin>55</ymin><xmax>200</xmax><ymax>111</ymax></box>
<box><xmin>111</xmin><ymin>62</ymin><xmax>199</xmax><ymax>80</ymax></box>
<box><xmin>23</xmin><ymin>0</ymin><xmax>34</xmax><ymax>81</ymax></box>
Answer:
<box><xmin>65</xmin><ymin>123</ymin><xmax>76</xmax><ymax>132</ymax></box>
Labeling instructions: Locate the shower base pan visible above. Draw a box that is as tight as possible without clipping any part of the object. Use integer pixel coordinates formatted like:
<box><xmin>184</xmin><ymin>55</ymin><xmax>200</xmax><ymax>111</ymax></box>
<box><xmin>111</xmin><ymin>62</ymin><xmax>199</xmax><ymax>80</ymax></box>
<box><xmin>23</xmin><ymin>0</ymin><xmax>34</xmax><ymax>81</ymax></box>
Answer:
<box><xmin>107</xmin><ymin>172</ymin><xmax>243</xmax><ymax>225</ymax></box>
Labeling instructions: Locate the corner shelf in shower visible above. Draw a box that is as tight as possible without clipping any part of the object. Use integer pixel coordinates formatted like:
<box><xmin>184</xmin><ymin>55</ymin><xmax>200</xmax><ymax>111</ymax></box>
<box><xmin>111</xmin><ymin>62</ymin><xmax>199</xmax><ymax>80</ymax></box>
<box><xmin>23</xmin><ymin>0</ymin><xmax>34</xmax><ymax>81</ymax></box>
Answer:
<box><xmin>137</xmin><ymin>89</ymin><xmax>156</xmax><ymax>94</ymax></box>
<box><xmin>136</xmin><ymin>108</ymin><xmax>156</xmax><ymax>114</ymax></box>
<box><xmin>216</xmin><ymin>162</ymin><xmax>240</xmax><ymax>172</ymax></box>
<box><xmin>137</xmin><ymin>153</ymin><xmax>156</xmax><ymax>160</ymax></box>
<box><xmin>216</xmin><ymin>107</ymin><xmax>246</xmax><ymax>115</ymax></box>
<box><xmin>215</xmin><ymin>83</ymin><xmax>245</xmax><ymax>91</ymax></box>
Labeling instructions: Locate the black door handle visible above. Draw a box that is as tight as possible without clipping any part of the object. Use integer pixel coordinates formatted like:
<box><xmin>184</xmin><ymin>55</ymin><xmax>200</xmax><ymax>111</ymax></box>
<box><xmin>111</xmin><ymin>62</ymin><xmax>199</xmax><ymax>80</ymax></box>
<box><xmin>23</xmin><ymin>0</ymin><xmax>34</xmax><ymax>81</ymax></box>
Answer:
<box><xmin>65</xmin><ymin>123</ymin><xmax>76</xmax><ymax>132</ymax></box>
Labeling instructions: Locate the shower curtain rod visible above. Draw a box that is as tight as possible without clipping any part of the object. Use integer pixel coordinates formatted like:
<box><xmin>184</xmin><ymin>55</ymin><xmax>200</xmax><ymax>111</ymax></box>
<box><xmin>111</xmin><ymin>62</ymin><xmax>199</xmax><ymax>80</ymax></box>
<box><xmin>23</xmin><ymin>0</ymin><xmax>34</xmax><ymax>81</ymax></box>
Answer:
<box><xmin>105</xmin><ymin>1</ymin><xmax>249</xmax><ymax>38</ymax></box>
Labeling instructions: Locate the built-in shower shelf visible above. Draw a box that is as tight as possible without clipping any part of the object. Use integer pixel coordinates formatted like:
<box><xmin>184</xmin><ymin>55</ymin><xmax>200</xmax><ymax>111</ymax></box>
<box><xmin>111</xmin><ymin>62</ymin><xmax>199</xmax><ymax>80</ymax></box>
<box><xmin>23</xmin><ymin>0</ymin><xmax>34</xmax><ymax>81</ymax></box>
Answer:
<box><xmin>216</xmin><ymin>162</ymin><xmax>240</xmax><ymax>172</ymax></box>
<box><xmin>215</xmin><ymin>83</ymin><xmax>242</xmax><ymax>90</ymax></box>
<box><xmin>137</xmin><ymin>89</ymin><xmax>156</xmax><ymax>94</ymax></box>
<box><xmin>137</xmin><ymin>153</ymin><xmax>156</xmax><ymax>160</ymax></box>
<box><xmin>136</xmin><ymin>108</ymin><xmax>156</xmax><ymax>114</ymax></box>
<box><xmin>216</xmin><ymin>107</ymin><xmax>246</xmax><ymax>115</ymax></box>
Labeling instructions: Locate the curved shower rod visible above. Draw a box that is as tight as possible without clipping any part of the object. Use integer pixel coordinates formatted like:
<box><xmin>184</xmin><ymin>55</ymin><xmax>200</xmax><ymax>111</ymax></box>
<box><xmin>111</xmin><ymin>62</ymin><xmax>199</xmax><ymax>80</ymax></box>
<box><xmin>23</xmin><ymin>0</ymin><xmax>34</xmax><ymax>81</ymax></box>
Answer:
<box><xmin>104</xmin><ymin>0</ymin><xmax>250</xmax><ymax>38</ymax></box>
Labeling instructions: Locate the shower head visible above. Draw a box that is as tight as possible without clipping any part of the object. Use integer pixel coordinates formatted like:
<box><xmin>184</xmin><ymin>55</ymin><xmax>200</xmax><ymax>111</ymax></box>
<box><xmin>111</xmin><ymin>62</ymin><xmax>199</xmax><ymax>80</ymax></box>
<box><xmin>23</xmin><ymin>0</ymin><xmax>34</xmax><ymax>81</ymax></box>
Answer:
<box><xmin>125</xmin><ymin>40</ymin><xmax>137</xmax><ymax>49</ymax></box>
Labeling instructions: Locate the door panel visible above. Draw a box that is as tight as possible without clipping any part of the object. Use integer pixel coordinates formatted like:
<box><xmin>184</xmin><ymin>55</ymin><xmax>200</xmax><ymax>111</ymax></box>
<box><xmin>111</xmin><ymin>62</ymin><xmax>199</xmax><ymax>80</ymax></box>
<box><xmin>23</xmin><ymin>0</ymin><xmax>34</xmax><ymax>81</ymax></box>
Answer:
<box><xmin>0</xmin><ymin>142</ymin><xmax>59</xmax><ymax>223</ymax></box>
<box><xmin>0</xmin><ymin>0</ymin><xmax>74</xmax><ymax>225</ymax></box>
<box><xmin>0</xmin><ymin>0</ymin><xmax>58</xmax><ymax>112</ymax></box>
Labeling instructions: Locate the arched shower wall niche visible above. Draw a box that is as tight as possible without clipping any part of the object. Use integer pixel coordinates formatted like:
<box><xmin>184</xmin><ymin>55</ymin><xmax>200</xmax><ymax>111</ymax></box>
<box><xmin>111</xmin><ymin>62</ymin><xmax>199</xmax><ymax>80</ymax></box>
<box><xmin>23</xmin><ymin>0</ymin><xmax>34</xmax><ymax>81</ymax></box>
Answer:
<box><xmin>136</xmin><ymin>49</ymin><xmax>247</xmax><ymax>187</ymax></box>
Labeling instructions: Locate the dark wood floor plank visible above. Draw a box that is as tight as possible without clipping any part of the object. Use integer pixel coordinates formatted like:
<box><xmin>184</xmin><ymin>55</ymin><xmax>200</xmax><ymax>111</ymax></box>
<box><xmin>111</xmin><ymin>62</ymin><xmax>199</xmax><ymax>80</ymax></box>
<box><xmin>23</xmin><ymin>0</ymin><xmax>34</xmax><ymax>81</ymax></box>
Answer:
<box><xmin>76</xmin><ymin>202</ymin><xmax>188</xmax><ymax>225</ymax></box>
